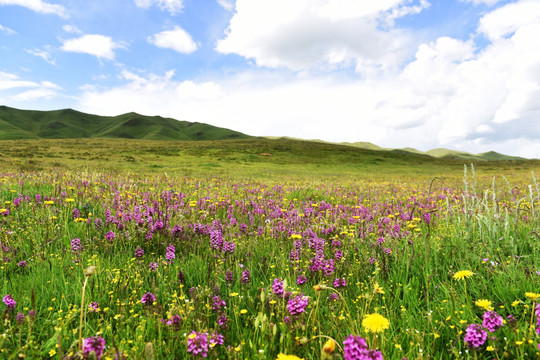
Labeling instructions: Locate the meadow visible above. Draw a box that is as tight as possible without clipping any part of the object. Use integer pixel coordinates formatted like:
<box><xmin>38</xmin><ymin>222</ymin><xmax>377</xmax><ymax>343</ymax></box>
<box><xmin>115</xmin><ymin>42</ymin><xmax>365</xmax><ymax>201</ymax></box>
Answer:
<box><xmin>0</xmin><ymin>138</ymin><xmax>540</xmax><ymax>359</ymax></box>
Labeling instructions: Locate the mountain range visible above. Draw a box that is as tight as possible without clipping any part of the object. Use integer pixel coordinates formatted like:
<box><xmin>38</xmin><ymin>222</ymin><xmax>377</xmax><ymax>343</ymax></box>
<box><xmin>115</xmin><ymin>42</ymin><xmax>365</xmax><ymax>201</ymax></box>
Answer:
<box><xmin>0</xmin><ymin>105</ymin><xmax>526</xmax><ymax>161</ymax></box>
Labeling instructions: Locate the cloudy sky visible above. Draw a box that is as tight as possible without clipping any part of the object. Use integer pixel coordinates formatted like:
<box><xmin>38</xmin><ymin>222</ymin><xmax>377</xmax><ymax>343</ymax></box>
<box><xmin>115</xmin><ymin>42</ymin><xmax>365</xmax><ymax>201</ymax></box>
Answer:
<box><xmin>1</xmin><ymin>0</ymin><xmax>539</xmax><ymax>157</ymax></box>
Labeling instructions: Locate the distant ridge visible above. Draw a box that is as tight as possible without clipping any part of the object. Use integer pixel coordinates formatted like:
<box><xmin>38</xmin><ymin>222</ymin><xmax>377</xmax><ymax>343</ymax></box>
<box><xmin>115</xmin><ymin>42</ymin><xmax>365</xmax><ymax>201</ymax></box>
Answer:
<box><xmin>0</xmin><ymin>105</ymin><xmax>251</xmax><ymax>141</ymax></box>
<box><xmin>264</xmin><ymin>137</ymin><xmax>525</xmax><ymax>161</ymax></box>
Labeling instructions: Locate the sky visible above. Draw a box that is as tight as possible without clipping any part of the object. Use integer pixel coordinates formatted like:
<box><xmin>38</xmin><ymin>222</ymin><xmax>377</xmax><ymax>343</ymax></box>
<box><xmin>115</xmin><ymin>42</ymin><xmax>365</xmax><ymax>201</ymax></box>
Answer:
<box><xmin>1</xmin><ymin>0</ymin><xmax>540</xmax><ymax>158</ymax></box>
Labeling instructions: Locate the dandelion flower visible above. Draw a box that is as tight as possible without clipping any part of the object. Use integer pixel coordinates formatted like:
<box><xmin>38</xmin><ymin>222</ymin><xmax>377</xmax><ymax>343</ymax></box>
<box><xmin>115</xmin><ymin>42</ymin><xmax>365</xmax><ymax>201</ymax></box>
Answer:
<box><xmin>362</xmin><ymin>313</ymin><xmax>390</xmax><ymax>333</ymax></box>
<box><xmin>475</xmin><ymin>299</ymin><xmax>493</xmax><ymax>311</ymax></box>
<box><xmin>453</xmin><ymin>270</ymin><xmax>474</xmax><ymax>281</ymax></box>
<box><xmin>525</xmin><ymin>292</ymin><xmax>540</xmax><ymax>302</ymax></box>
<box><xmin>277</xmin><ymin>354</ymin><xmax>304</xmax><ymax>360</ymax></box>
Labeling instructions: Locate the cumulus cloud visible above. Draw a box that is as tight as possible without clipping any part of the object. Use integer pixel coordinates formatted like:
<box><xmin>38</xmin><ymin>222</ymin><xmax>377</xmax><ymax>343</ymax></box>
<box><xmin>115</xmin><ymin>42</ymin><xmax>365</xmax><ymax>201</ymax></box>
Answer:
<box><xmin>75</xmin><ymin>0</ymin><xmax>540</xmax><ymax>158</ymax></box>
<box><xmin>216</xmin><ymin>0</ymin><xmax>429</xmax><ymax>74</ymax></box>
<box><xmin>61</xmin><ymin>34</ymin><xmax>124</xmax><ymax>60</ymax></box>
<box><xmin>134</xmin><ymin>0</ymin><xmax>183</xmax><ymax>14</ymax></box>
<box><xmin>148</xmin><ymin>26</ymin><xmax>197</xmax><ymax>54</ymax></box>
<box><xmin>62</xmin><ymin>24</ymin><xmax>82</xmax><ymax>34</ymax></box>
<box><xmin>0</xmin><ymin>0</ymin><xmax>68</xmax><ymax>17</ymax></box>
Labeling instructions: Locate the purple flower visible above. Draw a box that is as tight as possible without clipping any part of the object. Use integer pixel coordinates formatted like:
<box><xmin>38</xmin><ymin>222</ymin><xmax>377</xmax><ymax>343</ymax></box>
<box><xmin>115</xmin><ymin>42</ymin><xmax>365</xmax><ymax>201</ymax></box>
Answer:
<box><xmin>296</xmin><ymin>275</ymin><xmax>307</xmax><ymax>285</ymax></box>
<box><xmin>88</xmin><ymin>302</ymin><xmax>99</xmax><ymax>312</ymax></box>
<box><xmin>212</xmin><ymin>295</ymin><xmax>226</xmax><ymax>312</ymax></box>
<box><xmin>222</xmin><ymin>241</ymin><xmax>235</xmax><ymax>254</ymax></box>
<box><xmin>134</xmin><ymin>246</ymin><xmax>144</xmax><ymax>258</ymax></box>
<box><xmin>482</xmin><ymin>310</ymin><xmax>503</xmax><ymax>332</ymax></box>
<box><xmin>287</xmin><ymin>294</ymin><xmax>309</xmax><ymax>316</ymax></box>
<box><xmin>15</xmin><ymin>312</ymin><xmax>25</xmax><ymax>324</ymax></box>
<box><xmin>141</xmin><ymin>292</ymin><xmax>156</xmax><ymax>305</ymax></box>
<box><xmin>71</xmin><ymin>238</ymin><xmax>82</xmax><ymax>253</ymax></box>
<box><xmin>187</xmin><ymin>331</ymin><xmax>209</xmax><ymax>357</ymax></box>
<box><xmin>17</xmin><ymin>260</ymin><xmax>27</xmax><ymax>268</ymax></box>
<box><xmin>464</xmin><ymin>323</ymin><xmax>487</xmax><ymax>349</ymax></box>
<box><xmin>343</xmin><ymin>335</ymin><xmax>368</xmax><ymax>360</ymax></box>
<box><xmin>272</xmin><ymin>278</ymin><xmax>284</xmax><ymax>297</ymax></box>
<box><xmin>217</xmin><ymin>314</ymin><xmax>229</xmax><ymax>327</ymax></box>
<box><xmin>105</xmin><ymin>231</ymin><xmax>115</xmax><ymax>242</ymax></box>
<box><xmin>240</xmin><ymin>268</ymin><xmax>251</xmax><ymax>284</ymax></box>
<box><xmin>210</xmin><ymin>332</ymin><xmax>224</xmax><ymax>347</ymax></box>
<box><xmin>165</xmin><ymin>314</ymin><xmax>182</xmax><ymax>331</ymax></box>
<box><xmin>3</xmin><ymin>294</ymin><xmax>16</xmax><ymax>310</ymax></box>
<box><xmin>83</xmin><ymin>336</ymin><xmax>105</xmax><ymax>360</ymax></box>
<box><xmin>148</xmin><ymin>262</ymin><xmax>158</xmax><ymax>272</ymax></box>
<box><xmin>333</xmin><ymin>278</ymin><xmax>347</xmax><ymax>288</ymax></box>
<box><xmin>166</xmin><ymin>244</ymin><xmax>176</xmax><ymax>262</ymax></box>
<box><xmin>328</xmin><ymin>293</ymin><xmax>338</xmax><ymax>301</ymax></box>
<box><xmin>225</xmin><ymin>269</ymin><xmax>233</xmax><ymax>283</ymax></box>
<box><xmin>72</xmin><ymin>208</ymin><xmax>80</xmax><ymax>219</ymax></box>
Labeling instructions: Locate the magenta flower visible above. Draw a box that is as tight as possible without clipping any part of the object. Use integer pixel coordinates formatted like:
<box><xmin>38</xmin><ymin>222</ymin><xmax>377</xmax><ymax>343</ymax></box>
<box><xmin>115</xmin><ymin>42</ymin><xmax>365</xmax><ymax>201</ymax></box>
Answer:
<box><xmin>464</xmin><ymin>323</ymin><xmax>487</xmax><ymax>349</ymax></box>
<box><xmin>343</xmin><ymin>335</ymin><xmax>368</xmax><ymax>360</ymax></box>
<box><xmin>134</xmin><ymin>246</ymin><xmax>144</xmax><ymax>258</ymax></box>
<box><xmin>141</xmin><ymin>292</ymin><xmax>156</xmax><ymax>305</ymax></box>
<box><xmin>272</xmin><ymin>278</ymin><xmax>284</xmax><ymax>297</ymax></box>
<box><xmin>83</xmin><ymin>336</ymin><xmax>105</xmax><ymax>360</ymax></box>
<box><xmin>3</xmin><ymin>294</ymin><xmax>16</xmax><ymax>310</ymax></box>
<box><xmin>482</xmin><ymin>310</ymin><xmax>503</xmax><ymax>332</ymax></box>
<box><xmin>187</xmin><ymin>331</ymin><xmax>209</xmax><ymax>357</ymax></box>
<box><xmin>287</xmin><ymin>294</ymin><xmax>309</xmax><ymax>316</ymax></box>
<box><xmin>165</xmin><ymin>314</ymin><xmax>182</xmax><ymax>331</ymax></box>
<box><xmin>240</xmin><ymin>268</ymin><xmax>251</xmax><ymax>284</ymax></box>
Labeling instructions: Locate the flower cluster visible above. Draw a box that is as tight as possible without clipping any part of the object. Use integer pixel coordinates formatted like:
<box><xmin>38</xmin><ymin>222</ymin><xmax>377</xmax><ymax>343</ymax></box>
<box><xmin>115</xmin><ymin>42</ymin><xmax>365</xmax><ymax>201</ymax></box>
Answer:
<box><xmin>342</xmin><ymin>334</ymin><xmax>383</xmax><ymax>360</ymax></box>
<box><xmin>83</xmin><ymin>336</ymin><xmax>105</xmax><ymax>360</ymax></box>
<box><xmin>287</xmin><ymin>294</ymin><xmax>309</xmax><ymax>316</ymax></box>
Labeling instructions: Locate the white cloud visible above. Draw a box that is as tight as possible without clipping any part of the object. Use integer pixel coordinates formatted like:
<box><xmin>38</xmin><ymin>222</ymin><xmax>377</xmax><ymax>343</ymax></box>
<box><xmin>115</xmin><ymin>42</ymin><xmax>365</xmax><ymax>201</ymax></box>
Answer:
<box><xmin>0</xmin><ymin>72</ymin><xmax>61</xmax><ymax>102</ymax></box>
<box><xmin>148</xmin><ymin>26</ymin><xmax>197</xmax><ymax>54</ymax></box>
<box><xmin>216</xmin><ymin>0</ymin><xmax>428</xmax><ymax>74</ymax></box>
<box><xmin>75</xmin><ymin>0</ymin><xmax>540</xmax><ymax>158</ymax></box>
<box><xmin>461</xmin><ymin>0</ymin><xmax>504</xmax><ymax>6</ymax></box>
<box><xmin>134</xmin><ymin>0</ymin><xmax>183</xmax><ymax>14</ymax></box>
<box><xmin>0</xmin><ymin>24</ymin><xmax>16</xmax><ymax>34</ymax></box>
<box><xmin>0</xmin><ymin>0</ymin><xmax>68</xmax><ymax>17</ymax></box>
<box><xmin>217</xmin><ymin>0</ymin><xmax>233</xmax><ymax>11</ymax></box>
<box><xmin>26</xmin><ymin>46</ymin><xmax>55</xmax><ymax>65</ymax></box>
<box><xmin>478</xmin><ymin>0</ymin><xmax>540</xmax><ymax>40</ymax></box>
<box><xmin>61</xmin><ymin>34</ymin><xmax>124</xmax><ymax>60</ymax></box>
<box><xmin>62</xmin><ymin>24</ymin><xmax>82</xmax><ymax>34</ymax></box>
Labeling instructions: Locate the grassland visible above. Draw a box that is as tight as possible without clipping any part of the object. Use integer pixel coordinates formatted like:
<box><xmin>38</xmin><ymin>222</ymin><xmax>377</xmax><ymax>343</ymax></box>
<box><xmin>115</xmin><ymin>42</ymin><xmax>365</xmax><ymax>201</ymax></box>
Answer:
<box><xmin>0</xmin><ymin>138</ymin><xmax>539</xmax><ymax>359</ymax></box>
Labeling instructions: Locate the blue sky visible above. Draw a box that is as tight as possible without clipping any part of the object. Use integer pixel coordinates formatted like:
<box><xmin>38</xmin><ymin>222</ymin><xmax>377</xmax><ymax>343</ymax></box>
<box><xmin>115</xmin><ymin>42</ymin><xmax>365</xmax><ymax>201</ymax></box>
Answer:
<box><xmin>1</xmin><ymin>0</ymin><xmax>539</xmax><ymax>158</ymax></box>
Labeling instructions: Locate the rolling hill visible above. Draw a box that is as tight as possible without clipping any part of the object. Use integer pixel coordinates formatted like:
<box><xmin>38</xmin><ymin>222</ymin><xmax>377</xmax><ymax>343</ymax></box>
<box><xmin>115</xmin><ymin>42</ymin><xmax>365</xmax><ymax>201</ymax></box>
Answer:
<box><xmin>0</xmin><ymin>105</ymin><xmax>251</xmax><ymax>141</ymax></box>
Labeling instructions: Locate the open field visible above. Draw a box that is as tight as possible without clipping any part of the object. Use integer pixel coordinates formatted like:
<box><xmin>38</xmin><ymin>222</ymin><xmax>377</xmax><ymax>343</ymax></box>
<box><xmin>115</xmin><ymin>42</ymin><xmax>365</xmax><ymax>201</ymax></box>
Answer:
<box><xmin>1</xmin><ymin>138</ymin><xmax>540</xmax><ymax>359</ymax></box>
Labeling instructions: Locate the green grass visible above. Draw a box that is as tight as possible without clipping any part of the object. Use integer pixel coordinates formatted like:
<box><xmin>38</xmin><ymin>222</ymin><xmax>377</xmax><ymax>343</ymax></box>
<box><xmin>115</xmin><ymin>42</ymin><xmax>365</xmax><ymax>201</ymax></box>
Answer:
<box><xmin>0</xmin><ymin>140</ymin><xmax>539</xmax><ymax>359</ymax></box>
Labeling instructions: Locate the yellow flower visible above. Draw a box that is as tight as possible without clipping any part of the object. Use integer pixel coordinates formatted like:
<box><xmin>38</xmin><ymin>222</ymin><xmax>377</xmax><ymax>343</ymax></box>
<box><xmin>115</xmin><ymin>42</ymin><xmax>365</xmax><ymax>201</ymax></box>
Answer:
<box><xmin>276</xmin><ymin>354</ymin><xmax>304</xmax><ymax>360</ymax></box>
<box><xmin>475</xmin><ymin>299</ymin><xmax>493</xmax><ymax>311</ymax></box>
<box><xmin>322</xmin><ymin>339</ymin><xmax>336</xmax><ymax>354</ymax></box>
<box><xmin>525</xmin><ymin>292</ymin><xmax>540</xmax><ymax>302</ymax></box>
<box><xmin>453</xmin><ymin>270</ymin><xmax>474</xmax><ymax>281</ymax></box>
<box><xmin>373</xmin><ymin>282</ymin><xmax>385</xmax><ymax>294</ymax></box>
<box><xmin>65</xmin><ymin>198</ymin><xmax>75</xmax><ymax>203</ymax></box>
<box><xmin>44</xmin><ymin>200</ymin><xmax>54</xmax><ymax>205</ymax></box>
<box><xmin>486</xmin><ymin>345</ymin><xmax>495</xmax><ymax>351</ymax></box>
<box><xmin>49</xmin><ymin>349</ymin><xmax>56</xmax><ymax>357</ymax></box>
<box><xmin>240</xmin><ymin>309</ymin><xmax>248</xmax><ymax>314</ymax></box>
<box><xmin>362</xmin><ymin>313</ymin><xmax>390</xmax><ymax>333</ymax></box>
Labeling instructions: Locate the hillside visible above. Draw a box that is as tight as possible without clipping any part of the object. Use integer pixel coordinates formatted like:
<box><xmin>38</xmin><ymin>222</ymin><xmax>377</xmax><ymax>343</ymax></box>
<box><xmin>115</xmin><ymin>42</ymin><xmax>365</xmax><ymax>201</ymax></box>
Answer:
<box><xmin>0</xmin><ymin>106</ymin><xmax>251</xmax><ymax>141</ymax></box>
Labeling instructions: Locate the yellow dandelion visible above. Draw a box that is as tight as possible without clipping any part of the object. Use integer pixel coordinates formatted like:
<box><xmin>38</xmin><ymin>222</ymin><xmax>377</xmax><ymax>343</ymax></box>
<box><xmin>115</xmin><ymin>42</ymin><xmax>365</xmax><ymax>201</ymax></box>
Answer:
<box><xmin>276</xmin><ymin>354</ymin><xmax>304</xmax><ymax>360</ymax></box>
<box><xmin>525</xmin><ymin>292</ymin><xmax>540</xmax><ymax>302</ymax></box>
<box><xmin>362</xmin><ymin>313</ymin><xmax>390</xmax><ymax>333</ymax></box>
<box><xmin>475</xmin><ymin>299</ymin><xmax>493</xmax><ymax>311</ymax></box>
<box><xmin>373</xmin><ymin>282</ymin><xmax>385</xmax><ymax>295</ymax></box>
<box><xmin>453</xmin><ymin>270</ymin><xmax>474</xmax><ymax>281</ymax></box>
<box><xmin>322</xmin><ymin>339</ymin><xmax>336</xmax><ymax>354</ymax></box>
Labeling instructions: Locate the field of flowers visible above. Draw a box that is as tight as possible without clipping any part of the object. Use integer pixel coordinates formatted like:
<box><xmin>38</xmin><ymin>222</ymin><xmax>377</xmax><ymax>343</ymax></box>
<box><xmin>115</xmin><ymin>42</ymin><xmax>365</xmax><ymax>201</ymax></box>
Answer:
<box><xmin>0</xmin><ymin>165</ymin><xmax>539</xmax><ymax>359</ymax></box>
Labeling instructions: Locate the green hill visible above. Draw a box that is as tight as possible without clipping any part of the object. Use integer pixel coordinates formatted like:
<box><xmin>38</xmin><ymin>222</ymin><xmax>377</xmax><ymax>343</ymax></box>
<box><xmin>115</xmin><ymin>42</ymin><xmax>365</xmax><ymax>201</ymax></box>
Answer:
<box><xmin>0</xmin><ymin>106</ymin><xmax>251</xmax><ymax>141</ymax></box>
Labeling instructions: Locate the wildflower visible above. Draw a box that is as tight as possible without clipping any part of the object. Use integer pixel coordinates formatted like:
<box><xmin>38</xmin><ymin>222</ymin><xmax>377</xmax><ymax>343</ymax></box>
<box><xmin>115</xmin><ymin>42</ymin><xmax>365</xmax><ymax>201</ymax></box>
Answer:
<box><xmin>166</xmin><ymin>244</ymin><xmax>175</xmax><ymax>263</ymax></box>
<box><xmin>273</xmin><ymin>278</ymin><xmax>284</xmax><ymax>297</ymax></box>
<box><xmin>453</xmin><ymin>270</ymin><xmax>474</xmax><ymax>281</ymax></box>
<box><xmin>464</xmin><ymin>323</ymin><xmax>487</xmax><ymax>349</ymax></box>
<box><xmin>240</xmin><ymin>268</ymin><xmax>251</xmax><ymax>284</ymax></box>
<box><xmin>343</xmin><ymin>335</ymin><xmax>368</xmax><ymax>360</ymax></box>
<box><xmin>3</xmin><ymin>294</ymin><xmax>16</xmax><ymax>310</ymax></box>
<box><xmin>475</xmin><ymin>299</ymin><xmax>493</xmax><ymax>311</ymax></box>
<box><xmin>134</xmin><ymin>246</ymin><xmax>144</xmax><ymax>258</ymax></box>
<box><xmin>141</xmin><ymin>292</ymin><xmax>156</xmax><ymax>305</ymax></box>
<box><xmin>482</xmin><ymin>311</ymin><xmax>503</xmax><ymax>332</ymax></box>
<box><xmin>15</xmin><ymin>312</ymin><xmax>25</xmax><ymax>324</ymax></box>
<box><xmin>287</xmin><ymin>294</ymin><xmax>309</xmax><ymax>316</ymax></box>
<box><xmin>277</xmin><ymin>354</ymin><xmax>304</xmax><ymax>360</ymax></box>
<box><xmin>328</xmin><ymin>293</ymin><xmax>338</xmax><ymax>301</ymax></box>
<box><xmin>72</xmin><ymin>208</ymin><xmax>80</xmax><ymax>219</ymax></box>
<box><xmin>165</xmin><ymin>314</ymin><xmax>182</xmax><ymax>331</ymax></box>
<box><xmin>225</xmin><ymin>269</ymin><xmax>233</xmax><ymax>283</ymax></box>
<box><xmin>83</xmin><ymin>336</ymin><xmax>106</xmax><ymax>360</ymax></box>
<box><xmin>187</xmin><ymin>331</ymin><xmax>209</xmax><ymax>357</ymax></box>
<box><xmin>525</xmin><ymin>292</ymin><xmax>540</xmax><ymax>302</ymax></box>
<box><xmin>88</xmin><ymin>302</ymin><xmax>99</xmax><ymax>312</ymax></box>
<box><xmin>218</xmin><ymin>314</ymin><xmax>229</xmax><ymax>327</ymax></box>
<box><xmin>212</xmin><ymin>295</ymin><xmax>226</xmax><ymax>312</ymax></box>
<box><xmin>362</xmin><ymin>313</ymin><xmax>390</xmax><ymax>333</ymax></box>
<box><xmin>105</xmin><ymin>231</ymin><xmax>115</xmax><ymax>242</ymax></box>
<box><xmin>148</xmin><ymin>262</ymin><xmax>158</xmax><ymax>272</ymax></box>
<box><xmin>297</xmin><ymin>275</ymin><xmax>307</xmax><ymax>285</ymax></box>
<box><xmin>322</xmin><ymin>338</ymin><xmax>336</xmax><ymax>355</ymax></box>
<box><xmin>17</xmin><ymin>260</ymin><xmax>27</xmax><ymax>268</ymax></box>
<box><xmin>210</xmin><ymin>332</ymin><xmax>224</xmax><ymax>347</ymax></box>
<box><xmin>71</xmin><ymin>238</ymin><xmax>82</xmax><ymax>253</ymax></box>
